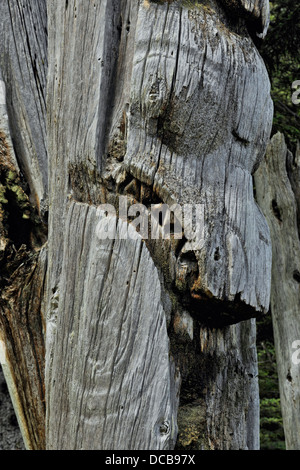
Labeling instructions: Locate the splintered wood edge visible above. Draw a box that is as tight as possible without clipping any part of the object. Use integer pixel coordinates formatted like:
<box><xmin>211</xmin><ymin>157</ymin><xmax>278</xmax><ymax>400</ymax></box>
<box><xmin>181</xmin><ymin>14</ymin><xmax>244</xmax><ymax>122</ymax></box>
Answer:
<box><xmin>0</xmin><ymin>333</ymin><xmax>32</xmax><ymax>450</ymax></box>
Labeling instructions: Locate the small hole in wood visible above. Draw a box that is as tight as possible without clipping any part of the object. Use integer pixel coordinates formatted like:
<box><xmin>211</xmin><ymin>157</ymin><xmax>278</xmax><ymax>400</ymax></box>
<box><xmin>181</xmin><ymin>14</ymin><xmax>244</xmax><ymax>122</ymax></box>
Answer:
<box><xmin>159</xmin><ymin>421</ymin><xmax>170</xmax><ymax>435</ymax></box>
<box><xmin>214</xmin><ymin>247</ymin><xmax>221</xmax><ymax>261</ymax></box>
<box><xmin>293</xmin><ymin>270</ymin><xmax>300</xmax><ymax>283</ymax></box>
<box><xmin>272</xmin><ymin>199</ymin><xmax>282</xmax><ymax>222</ymax></box>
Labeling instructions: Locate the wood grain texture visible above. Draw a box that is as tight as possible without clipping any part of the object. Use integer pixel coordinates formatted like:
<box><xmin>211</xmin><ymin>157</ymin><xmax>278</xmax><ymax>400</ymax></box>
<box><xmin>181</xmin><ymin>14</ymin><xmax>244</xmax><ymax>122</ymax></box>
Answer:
<box><xmin>45</xmin><ymin>0</ymin><xmax>272</xmax><ymax>450</ymax></box>
<box><xmin>46</xmin><ymin>0</ymin><xmax>273</xmax><ymax>334</ymax></box>
<box><xmin>0</xmin><ymin>1</ymin><xmax>48</xmax><ymax>450</ymax></box>
<box><xmin>0</xmin><ymin>0</ymin><xmax>273</xmax><ymax>450</ymax></box>
<box><xmin>0</xmin><ymin>78</ymin><xmax>20</xmax><ymax>173</ymax></box>
<box><xmin>47</xmin><ymin>201</ymin><xmax>179</xmax><ymax>450</ymax></box>
<box><xmin>174</xmin><ymin>317</ymin><xmax>260</xmax><ymax>450</ymax></box>
<box><xmin>255</xmin><ymin>133</ymin><xmax>300</xmax><ymax>450</ymax></box>
<box><xmin>122</xmin><ymin>0</ymin><xmax>273</xmax><ymax>321</ymax></box>
<box><xmin>0</xmin><ymin>0</ymin><xmax>48</xmax><ymax>212</ymax></box>
<box><xmin>200</xmin><ymin>320</ymin><xmax>260</xmax><ymax>450</ymax></box>
<box><xmin>0</xmin><ymin>246</ymin><xmax>47</xmax><ymax>450</ymax></box>
<box><xmin>287</xmin><ymin>142</ymin><xmax>300</xmax><ymax>236</ymax></box>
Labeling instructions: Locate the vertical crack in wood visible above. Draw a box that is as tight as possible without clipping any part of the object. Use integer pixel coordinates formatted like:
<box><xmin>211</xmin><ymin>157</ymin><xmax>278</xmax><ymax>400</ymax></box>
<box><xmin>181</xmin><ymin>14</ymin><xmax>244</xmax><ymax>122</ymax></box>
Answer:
<box><xmin>0</xmin><ymin>0</ymin><xmax>273</xmax><ymax>451</ymax></box>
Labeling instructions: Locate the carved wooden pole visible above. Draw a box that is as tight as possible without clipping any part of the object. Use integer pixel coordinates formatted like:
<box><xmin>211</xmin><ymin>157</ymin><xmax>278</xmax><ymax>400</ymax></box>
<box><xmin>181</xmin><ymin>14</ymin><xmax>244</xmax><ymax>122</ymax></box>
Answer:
<box><xmin>0</xmin><ymin>0</ymin><xmax>273</xmax><ymax>450</ymax></box>
<box><xmin>255</xmin><ymin>133</ymin><xmax>300</xmax><ymax>450</ymax></box>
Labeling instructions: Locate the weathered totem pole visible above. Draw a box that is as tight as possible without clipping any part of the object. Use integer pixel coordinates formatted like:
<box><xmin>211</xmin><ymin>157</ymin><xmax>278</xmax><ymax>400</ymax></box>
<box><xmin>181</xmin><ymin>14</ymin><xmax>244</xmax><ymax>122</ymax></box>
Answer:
<box><xmin>0</xmin><ymin>0</ymin><xmax>274</xmax><ymax>450</ymax></box>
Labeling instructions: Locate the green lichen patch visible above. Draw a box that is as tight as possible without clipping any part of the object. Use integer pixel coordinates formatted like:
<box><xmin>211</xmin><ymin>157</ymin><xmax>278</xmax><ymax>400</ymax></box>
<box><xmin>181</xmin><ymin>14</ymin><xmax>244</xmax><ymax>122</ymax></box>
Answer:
<box><xmin>257</xmin><ymin>338</ymin><xmax>286</xmax><ymax>450</ymax></box>
<box><xmin>0</xmin><ymin>132</ymin><xmax>47</xmax><ymax>285</ymax></box>
<box><xmin>176</xmin><ymin>404</ymin><xmax>210</xmax><ymax>449</ymax></box>
<box><xmin>0</xmin><ymin>154</ymin><xmax>31</xmax><ymax>241</ymax></box>
<box><xmin>0</xmin><ymin>183</ymin><xmax>8</xmax><ymax>204</ymax></box>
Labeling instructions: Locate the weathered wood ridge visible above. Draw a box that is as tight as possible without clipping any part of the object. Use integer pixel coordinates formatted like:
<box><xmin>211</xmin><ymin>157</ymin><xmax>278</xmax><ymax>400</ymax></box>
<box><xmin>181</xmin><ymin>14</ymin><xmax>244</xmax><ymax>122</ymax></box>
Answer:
<box><xmin>0</xmin><ymin>0</ymin><xmax>274</xmax><ymax>450</ymax></box>
<box><xmin>255</xmin><ymin>134</ymin><xmax>300</xmax><ymax>450</ymax></box>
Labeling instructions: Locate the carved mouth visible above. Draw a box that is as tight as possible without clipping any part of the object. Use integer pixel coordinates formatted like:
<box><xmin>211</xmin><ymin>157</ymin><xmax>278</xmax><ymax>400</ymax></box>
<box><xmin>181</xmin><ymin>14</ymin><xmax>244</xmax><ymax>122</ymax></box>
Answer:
<box><xmin>98</xmin><ymin>168</ymin><xmax>265</xmax><ymax>328</ymax></box>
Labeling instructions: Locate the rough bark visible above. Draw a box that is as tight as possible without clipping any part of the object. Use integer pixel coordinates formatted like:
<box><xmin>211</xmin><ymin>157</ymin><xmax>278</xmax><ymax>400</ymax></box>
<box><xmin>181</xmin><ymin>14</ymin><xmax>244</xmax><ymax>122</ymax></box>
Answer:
<box><xmin>255</xmin><ymin>133</ymin><xmax>300</xmax><ymax>450</ymax></box>
<box><xmin>175</xmin><ymin>319</ymin><xmax>260</xmax><ymax>450</ymax></box>
<box><xmin>0</xmin><ymin>0</ymin><xmax>48</xmax><ymax>210</ymax></box>
<box><xmin>0</xmin><ymin>247</ymin><xmax>47</xmax><ymax>450</ymax></box>
<box><xmin>47</xmin><ymin>204</ymin><xmax>180</xmax><ymax>450</ymax></box>
<box><xmin>0</xmin><ymin>0</ymin><xmax>48</xmax><ymax>450</ymax></box>
<box><xmin>287</xmin><ymin>141</ymin><xmax>300</xmax><ymax>236</ymax></box>
<box><xmin>0</xmin><ymin>0</ymin><xmax>273</xmax><ymax>450</ymax></box>
<box><xmin>45</xmin><ymin>0</ymin><xmax>272</xmax><ymax>450</ymax></box>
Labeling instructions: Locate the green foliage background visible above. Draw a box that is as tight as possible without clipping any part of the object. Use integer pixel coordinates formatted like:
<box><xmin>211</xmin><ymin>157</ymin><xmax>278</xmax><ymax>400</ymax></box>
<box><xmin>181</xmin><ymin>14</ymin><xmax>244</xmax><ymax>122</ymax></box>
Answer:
<box><xmin>259</xmin><ymin>1</ymin><xmax>300</xmax><ymax>151</ymax></box>
<box><xmin>256</xmin><ymin>1</ymin><xmax>299</xmax><ymax>450</ymax></box>
<box><xmin>256</xmin><ymin>317</ymin><xmax>285</xmax><ymax>450</ymax></box>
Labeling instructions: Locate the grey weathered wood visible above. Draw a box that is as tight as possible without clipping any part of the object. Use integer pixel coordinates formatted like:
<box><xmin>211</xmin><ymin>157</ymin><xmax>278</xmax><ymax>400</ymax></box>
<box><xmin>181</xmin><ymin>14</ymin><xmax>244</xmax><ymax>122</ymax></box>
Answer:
<box><xmin>175</xmin><ymin>318</ymin><xmax>260</xmax><ymax>450</ymax></box>
<box><xmin>47</xmin><ymin>202</ymin><xmax>180</xmax><ymax>450</ymax></box>
<box><xmin>0</xmin><ymin>78</ymin><xmax>20</xmax><ymax>173</ymax></box>
<box><xmin>287</xmin><ymin>142</ymin><xmax>300</xmax><ymax>236</ymax></box>
<box><xmin>1</xmin><ymin>0</ymin><xmax>273</xmax><ymax>450</ymax></box>
<box><xmin>45</xmin><ymin>0</ymin><xmax>272</xmax><ymax>450</ymax></box>
<box><xmin>0</xmin><ymin>0</ymin><xmax>48</xmax><ymax>450</ymax></box>
<box><xmin>0</xmin><ymin>246</ymin><xmax>47</xmax><ymax>450</ymax></box>
<box><xmin>255</xmin><ymin>133</ymin><xmax>300</xmax><ymax>450</ymax></box>
<box><xmin>121</xmin><ymin>1</ymin><xmax>273</xmax><ymax>322</ymax></box>
<box><xmin>0</xmin><ymin>0</ymin><xmax>48</xmax><ymax>212</ymax></box>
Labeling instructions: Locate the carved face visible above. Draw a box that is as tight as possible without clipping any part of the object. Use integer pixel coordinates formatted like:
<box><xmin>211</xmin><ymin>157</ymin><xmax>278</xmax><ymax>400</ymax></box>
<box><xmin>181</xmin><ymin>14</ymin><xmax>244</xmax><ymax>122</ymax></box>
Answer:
<box><xmin>120</xmin><ymin>0</ymin><xmax>273</xmax><ymax>325</ymax></box>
